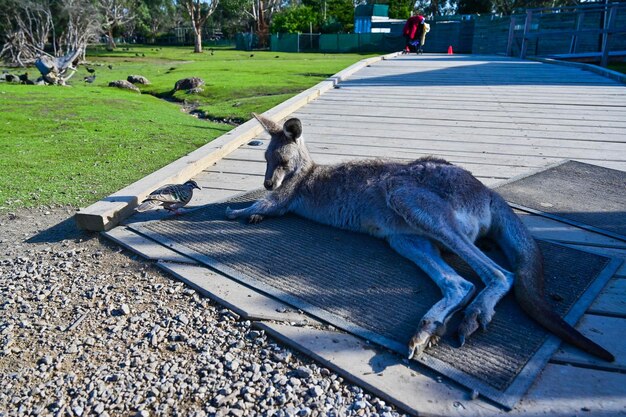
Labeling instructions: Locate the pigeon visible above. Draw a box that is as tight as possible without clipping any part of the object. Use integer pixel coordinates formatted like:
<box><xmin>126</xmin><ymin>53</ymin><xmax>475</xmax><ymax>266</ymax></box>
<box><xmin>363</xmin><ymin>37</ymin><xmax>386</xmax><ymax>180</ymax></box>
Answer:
<box><xmin>107</xmin><ymin>64</ymin><xmax>113</xmax><ymax>70</ymax></box>
<box><xmin>83</xmin><ymin>75</ymin><xmax>96</xmax><ymax>83</ymax></box>
<box><xmin>135</xmin><ymin>180</ymin><xmax>201</xmax><ymax>214</ymax></box>
<box><xmin>249</xmin><ymin>54</ymin><xmax>254</xmax><ymax>58</ymax></box>
<box><xmin>86</xmin><ymin>67</ymin><xmax>96</xmax><ymax>73</ymax></box>
<box><xmin>18</xmin><ymin>72</ymin><xmax>29</xmax><ymax>83</ymax></box>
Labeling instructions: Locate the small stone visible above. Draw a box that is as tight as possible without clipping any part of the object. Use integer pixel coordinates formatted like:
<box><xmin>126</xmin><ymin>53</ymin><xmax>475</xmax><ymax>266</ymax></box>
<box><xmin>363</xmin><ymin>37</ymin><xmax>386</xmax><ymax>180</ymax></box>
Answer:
<box><xmin>308</xmin><ymin>385</ymin><xmax>323</xmax><ymax>398</ymax></box>
<box><xmin>93</xmin><ymin>402</ymin><xmax>105</xmax><ymax>414</ymax></box>
<box><xmin>295</xmin><ymin>366</ymin><xmax>313</xmax><ymax>379</ymax></box>
<box><xmin>246</xmin><ymin>330</ymin><xmax>261</xmax><ymax>340</ymax></box>
<box><xmin>353</xmin><ymin>400</ymin><xmax>367</xmax><ymax>410</ymax></box>
<box><xmin>120</xmin><ymin>304</ymin><xmax>131</xmax><ymax>315</ymax></box>
<box><xmin>177</xmin><ymin>313</ymin><xmax>189</xmax><ymax>325</ymax></box>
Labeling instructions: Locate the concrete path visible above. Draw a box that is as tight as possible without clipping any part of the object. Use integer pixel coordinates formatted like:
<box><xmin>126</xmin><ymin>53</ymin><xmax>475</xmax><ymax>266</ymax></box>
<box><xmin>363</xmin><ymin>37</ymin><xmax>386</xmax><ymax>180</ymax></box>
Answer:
<box><xmin>107</xmin><ymin>54</ymin><xmax>626</xmax><ymax>416</ymax></box>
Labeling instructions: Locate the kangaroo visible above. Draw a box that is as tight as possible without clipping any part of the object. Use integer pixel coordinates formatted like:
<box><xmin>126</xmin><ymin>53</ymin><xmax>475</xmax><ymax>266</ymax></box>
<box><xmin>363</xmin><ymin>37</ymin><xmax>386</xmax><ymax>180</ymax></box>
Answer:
<box><xmin>225</xmin><ymin>113</ymin><xmax>615</xmax><ymax>362</ymax></box>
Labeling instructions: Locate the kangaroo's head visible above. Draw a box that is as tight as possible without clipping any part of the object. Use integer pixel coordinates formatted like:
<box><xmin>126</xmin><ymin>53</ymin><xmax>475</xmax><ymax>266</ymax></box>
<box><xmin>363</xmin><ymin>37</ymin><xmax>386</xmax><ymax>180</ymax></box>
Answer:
<box><xmin>253</xmin><ymin>113</ymin><xmax>312</xmax><ymax>191</ymax></box>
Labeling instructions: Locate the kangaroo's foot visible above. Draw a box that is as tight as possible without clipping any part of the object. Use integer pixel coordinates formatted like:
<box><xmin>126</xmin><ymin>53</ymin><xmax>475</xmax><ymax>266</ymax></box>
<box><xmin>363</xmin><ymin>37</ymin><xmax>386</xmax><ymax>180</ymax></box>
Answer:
<box><xmin>457</xmin><ymin>303</ymin><xmax>495</xmax><ymax>346</ymax></box>
<box><xmin>408</xmin><ymin>319</ymin><xmax>444</xmax><ymax>360</ymax></box>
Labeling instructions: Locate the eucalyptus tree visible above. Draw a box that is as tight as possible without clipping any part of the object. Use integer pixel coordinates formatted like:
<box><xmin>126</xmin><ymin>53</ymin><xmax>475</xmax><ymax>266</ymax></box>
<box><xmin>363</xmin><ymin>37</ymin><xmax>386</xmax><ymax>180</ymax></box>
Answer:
<box><xmin>134</xmin><ymin>0</ymin><xmax>178</xmax><ymax>42</ymax></box>
<box><xmin>180</xmin><ymin>0</ymin><xmax>220</xmax><ymax>52</ymax></box>
<box><xmin>98</xmin><ymin>0</ymin><xmax>136</xmax><ymax>49</ymax></box>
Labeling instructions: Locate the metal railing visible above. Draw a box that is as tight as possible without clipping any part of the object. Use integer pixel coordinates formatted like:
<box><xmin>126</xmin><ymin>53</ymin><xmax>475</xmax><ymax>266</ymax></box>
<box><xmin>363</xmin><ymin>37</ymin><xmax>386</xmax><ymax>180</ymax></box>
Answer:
<box><xmin>507</xmin><ymin>2</ymin><xmax>626</xmax><ymax>67</ymax></box>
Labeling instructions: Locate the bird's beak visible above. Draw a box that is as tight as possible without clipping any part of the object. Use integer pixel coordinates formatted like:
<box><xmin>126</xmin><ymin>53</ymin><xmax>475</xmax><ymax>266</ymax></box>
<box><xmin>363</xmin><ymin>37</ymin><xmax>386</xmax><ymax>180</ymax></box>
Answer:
<box><xmin>194</xmin><ymin>185</ymin><xmax>201</xmax><ymax>190</ymax></box>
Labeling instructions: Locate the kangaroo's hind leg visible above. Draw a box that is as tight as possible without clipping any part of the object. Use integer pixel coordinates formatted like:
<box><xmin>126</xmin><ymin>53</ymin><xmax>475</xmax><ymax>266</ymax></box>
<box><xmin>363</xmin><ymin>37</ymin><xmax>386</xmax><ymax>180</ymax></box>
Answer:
<box><xmin>387</xmin><ymin>234</ymin><xmax>476</xmax><ymax>359</ymax></box>
<box><xmin>386</xmin><ymin>186</ymin><xmax>515</xmax><ymax>346</ymax></box>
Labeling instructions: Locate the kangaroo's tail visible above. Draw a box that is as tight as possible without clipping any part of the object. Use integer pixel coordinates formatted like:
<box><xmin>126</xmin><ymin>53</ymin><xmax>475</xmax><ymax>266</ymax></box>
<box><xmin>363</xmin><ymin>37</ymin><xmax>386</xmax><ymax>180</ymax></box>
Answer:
<box><xmin>489</xmin><ymin>193</ymin><xmax>614</xmax><ymax>362</ymax></box>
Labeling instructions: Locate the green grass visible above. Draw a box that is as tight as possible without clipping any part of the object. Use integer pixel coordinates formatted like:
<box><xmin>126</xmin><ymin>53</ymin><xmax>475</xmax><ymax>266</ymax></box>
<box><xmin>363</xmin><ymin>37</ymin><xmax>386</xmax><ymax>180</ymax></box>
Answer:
<box><xmin>83</xmin><ymin>45</ymin><xmax>377</xmax><ymax>121</ymax></box>
<box><xmin>0</xmin><ymin>46</ymin><xmax>376</xmax><ymax>211</ymax></box>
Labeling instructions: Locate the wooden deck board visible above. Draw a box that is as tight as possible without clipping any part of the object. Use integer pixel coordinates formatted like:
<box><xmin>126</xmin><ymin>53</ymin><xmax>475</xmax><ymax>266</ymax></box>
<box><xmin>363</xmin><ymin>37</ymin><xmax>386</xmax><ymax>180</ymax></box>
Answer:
<box><xmin>185</xmin><ymin>54</ymin><xmax>626</xmax><ymax>414</ymax></box>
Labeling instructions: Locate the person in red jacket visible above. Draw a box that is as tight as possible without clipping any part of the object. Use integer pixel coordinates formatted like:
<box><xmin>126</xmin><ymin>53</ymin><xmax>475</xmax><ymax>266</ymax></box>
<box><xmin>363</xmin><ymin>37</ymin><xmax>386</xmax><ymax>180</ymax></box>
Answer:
<box><xmin>403</xmin><ymin>12</ymin><xmax>426</xmax><ymax>54</ymax></box>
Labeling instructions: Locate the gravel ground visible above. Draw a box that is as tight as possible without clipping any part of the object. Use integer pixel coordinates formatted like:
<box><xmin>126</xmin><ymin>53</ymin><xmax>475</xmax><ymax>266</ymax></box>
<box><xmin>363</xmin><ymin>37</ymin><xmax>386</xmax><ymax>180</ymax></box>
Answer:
<box><xmin>0</xmin><ymin>208</ymin><xmax>409</xmax><ymax>417</ymax></box>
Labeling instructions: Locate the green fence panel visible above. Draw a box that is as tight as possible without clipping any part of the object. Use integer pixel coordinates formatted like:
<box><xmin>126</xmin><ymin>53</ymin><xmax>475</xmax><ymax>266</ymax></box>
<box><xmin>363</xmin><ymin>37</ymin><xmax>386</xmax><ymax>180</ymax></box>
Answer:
<box><xmin>337</xmin><ymin>34</ymin><xmax>360</xmax><ymax>52</ymax></box>
<box><xmin>319</xmin><ymin>34</ymin><xmax>339</xmax><ymax>52</ymax></box>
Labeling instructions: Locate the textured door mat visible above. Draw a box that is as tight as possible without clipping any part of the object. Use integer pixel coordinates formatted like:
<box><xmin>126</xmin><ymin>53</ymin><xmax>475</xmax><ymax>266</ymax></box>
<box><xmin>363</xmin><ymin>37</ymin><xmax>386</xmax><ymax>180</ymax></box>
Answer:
<box><xmin>495</xmin><ymin>160</ymin><xmax>626</xmax><ymax>242</ymax></box>
<box><xmin>129</xmin><ymin>190</ymin><xmax>620</xmax><ymax>409</ymax></box>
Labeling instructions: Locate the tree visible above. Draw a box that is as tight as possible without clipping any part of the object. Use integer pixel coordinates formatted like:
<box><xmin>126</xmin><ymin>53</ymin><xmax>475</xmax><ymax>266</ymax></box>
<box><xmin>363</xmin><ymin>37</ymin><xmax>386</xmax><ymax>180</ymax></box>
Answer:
<box><xmin>0</xmin><ymin>0</ymin><xmax>53</xmax><ymax>66</ymax></box>
<box><xmin>181</xmin><ymin>0</ymin><xmax>219</xmax><ymax>53</ymax></box>
<box><xmin>134</xmin><ymin>0</ymin><xmax>177</xmax><ymax>42</ymax></box>
<box><xmin>387</xmin><ymin>0</ymin><xmax>413</xmax><ymax>19</ymax></box>
<box><xmin>323</xmin><ymin>0</ymin><xmax>354</xmax><ymax>32</ymax></box>
<box><xmin>211</xmin><ymin>0</ymin><xmax>251</xmax><ymax>38</ymax></box>
<box><xmin>457</xmin><ymin>0</ymin><xmax>492</xmax><ymax>14</ymax></box>
<box><xmin>245</xmin><ymin>0</ymin><xmax>281</xmax><ymax>46</ymax></box>
<box><xmin>270</xmin><ymin>5</ymin><xmax>317</xmax><ymax>33</ymax></box>
<box><xmin>97</xmin><ymin>0</ymin><xmax>136</xmax><ymax>50</ymax></box>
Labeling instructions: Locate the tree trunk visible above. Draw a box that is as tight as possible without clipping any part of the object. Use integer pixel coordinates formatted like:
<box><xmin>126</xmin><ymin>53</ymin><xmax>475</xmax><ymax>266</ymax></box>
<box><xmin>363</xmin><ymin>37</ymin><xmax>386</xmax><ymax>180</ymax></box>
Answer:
<box><xmin>107</xmin><ymin>28</ymin><xmax>116</xmax><ymax>50</ymax></box>
<box><xmin>194</xmin><ymin>30</ymin><xmax>202</xmax><ymax>53</ymax></box>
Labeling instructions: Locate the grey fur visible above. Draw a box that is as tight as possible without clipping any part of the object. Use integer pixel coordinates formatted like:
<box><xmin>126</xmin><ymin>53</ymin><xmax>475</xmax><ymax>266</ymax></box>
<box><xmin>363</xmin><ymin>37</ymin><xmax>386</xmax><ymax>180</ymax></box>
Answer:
<box><xmin>226</xmin><ymin>113</ymin><xmax>614</xmax><ymax>362</ymax></box>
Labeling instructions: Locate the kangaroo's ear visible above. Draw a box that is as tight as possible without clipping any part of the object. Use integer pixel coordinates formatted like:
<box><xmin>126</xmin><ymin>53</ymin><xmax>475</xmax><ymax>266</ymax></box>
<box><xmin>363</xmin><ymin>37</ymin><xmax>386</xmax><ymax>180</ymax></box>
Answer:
<box><xmin>283</xmin><ymin>118</ymin><xmax>302</xmax><ymax>142</ymax></box>
<box><xmin>252</xmin><ymin>112</ymin><xmax>282</xmax><ymax>135</ymax></box>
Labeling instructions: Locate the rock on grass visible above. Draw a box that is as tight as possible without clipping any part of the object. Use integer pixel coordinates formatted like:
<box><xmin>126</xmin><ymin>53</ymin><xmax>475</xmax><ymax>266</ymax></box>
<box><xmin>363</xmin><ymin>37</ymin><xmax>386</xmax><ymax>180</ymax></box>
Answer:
<box><xmin>108</xmin><ymin>80</ymin><xmax>140</xmax><ymax>93</ymax></box>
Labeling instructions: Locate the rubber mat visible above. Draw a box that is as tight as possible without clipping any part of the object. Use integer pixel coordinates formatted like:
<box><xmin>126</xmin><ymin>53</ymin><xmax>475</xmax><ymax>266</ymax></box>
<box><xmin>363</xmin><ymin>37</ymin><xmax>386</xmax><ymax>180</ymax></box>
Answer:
<box><xmin>495</xmin><ymin>160</ymin><xmax>626</xmax><ymax>242</ymax></box>
<box><xmin>129</xmin><ymin>190</ymin><xmax>619</xmax><ymax>409</ymax></box>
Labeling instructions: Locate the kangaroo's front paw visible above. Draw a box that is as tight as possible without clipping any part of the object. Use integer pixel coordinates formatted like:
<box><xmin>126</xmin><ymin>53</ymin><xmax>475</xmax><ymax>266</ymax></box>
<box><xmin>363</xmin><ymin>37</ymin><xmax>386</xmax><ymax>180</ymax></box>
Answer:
<box><xmin>408</xmin><ymin>320</ymin><xmax>444</xmax><ymax>360</ymax></box>
<box><xmin>248</xmin><ymin>214</ymin><xmax>264</xmax><ymax>224</ymax></box>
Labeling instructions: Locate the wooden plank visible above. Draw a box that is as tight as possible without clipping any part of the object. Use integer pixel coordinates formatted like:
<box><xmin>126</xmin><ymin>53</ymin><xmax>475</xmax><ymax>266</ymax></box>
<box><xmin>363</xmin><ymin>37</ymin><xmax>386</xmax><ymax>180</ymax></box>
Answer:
<box><xmin>331</xmin><ymin>85</ymin><xmax>626</xmax><ymax>100</ymax></box>
<box><xmin>506</xmin><ymin>364</ymin><xmax>626</xmax><ymax>416</ymax></box>
<box><xmin>193</xmin><ymin>170</ymin><xmax>262</xmax><ymax>191</ymax></box>
<box><xmin>589</xmin><ymin>278</ymin><xmax>626</xmax><ymax>316</ymax></box>
<box><xmin>187</xmin><ymin>187</ymin><xmax>243</xmax><ymax>206</ymax></box>
<box><xmin>552</xmin><ymin>314</ymin><xmax>626</xmax><ymax>371</ymax></box>
<box><xmin>301</xmin><ymin>132</ymin><xmax>626</xmax><ymax>162</ymax></box>
<box><xmin>103</xmin><ymin>226</ymin><xmax>197</xmax><ymax>264</ymax></box>
<box><xmin>517</xmin><ymin>212</ymin><xmax>626</xmax><ymax>248</ymax></box>
<box><xmin>298</xmin><ymin>107</ymin><xmax>626</xmax><ymax>131</ymax></box>
<box><xmin>316</xmin><ymin>96</ymin><xmax>626</xmax><ymax>117</ymax></box>
<box><xmin>330</xmin><ymin>88</ymin><xmax>626</xmax><ymax>105</ymax></box>
<box><xmin>297</xmin><ymin>108</ymin><xmax>626</xmax><ymax>139</ymax></box>
<box><xmin>306</xmin><ymin>101</ymin><xmax>626</xmax><ymax>126</ymax></box>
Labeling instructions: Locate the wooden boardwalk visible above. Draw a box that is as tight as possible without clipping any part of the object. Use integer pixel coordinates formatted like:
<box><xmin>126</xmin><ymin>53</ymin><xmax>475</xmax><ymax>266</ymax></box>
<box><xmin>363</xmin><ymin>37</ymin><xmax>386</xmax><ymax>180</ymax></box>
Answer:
<box><xmin>125</xmin><ymin>54</ymin><xmax>626</xmax><ymax>415</ymax></box>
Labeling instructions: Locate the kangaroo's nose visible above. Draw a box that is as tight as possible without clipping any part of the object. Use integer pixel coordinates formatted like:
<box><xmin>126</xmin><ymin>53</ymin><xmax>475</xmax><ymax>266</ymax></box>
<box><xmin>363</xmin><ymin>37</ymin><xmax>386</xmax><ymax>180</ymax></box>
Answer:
<box><xmin>264</xmin><ymin>180</ymin><xmax>274</xmax><ymax>190</ymax></box>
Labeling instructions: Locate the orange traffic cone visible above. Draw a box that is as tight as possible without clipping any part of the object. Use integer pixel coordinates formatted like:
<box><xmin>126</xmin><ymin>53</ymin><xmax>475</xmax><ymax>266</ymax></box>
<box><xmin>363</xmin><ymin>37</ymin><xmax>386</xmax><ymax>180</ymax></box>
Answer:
<box><xmin>448</xmin><ymin>45</ymin><xmax>453</xmax><ymax>55</ymax></box>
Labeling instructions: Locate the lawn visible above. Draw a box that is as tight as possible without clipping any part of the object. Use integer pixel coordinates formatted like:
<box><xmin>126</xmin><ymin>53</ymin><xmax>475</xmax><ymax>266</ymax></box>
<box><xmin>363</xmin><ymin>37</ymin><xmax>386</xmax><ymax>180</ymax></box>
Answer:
<box><xmin>0</xmin><ymin>46</ymin><xmax>377</xmax><ymax>211</ymax></box>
